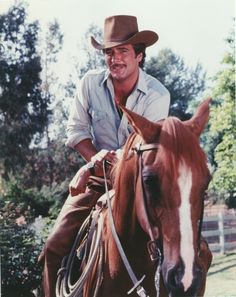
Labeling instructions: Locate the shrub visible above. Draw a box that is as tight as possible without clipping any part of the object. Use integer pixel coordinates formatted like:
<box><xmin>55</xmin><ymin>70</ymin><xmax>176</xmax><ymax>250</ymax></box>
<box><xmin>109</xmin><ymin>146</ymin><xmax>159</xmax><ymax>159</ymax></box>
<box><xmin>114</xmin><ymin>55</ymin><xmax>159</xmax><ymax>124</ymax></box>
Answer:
<box><xmin>0</xmin><ymin>177</ymin><xmax>58</xmax><ymax>296</ymax></box>
<box><xmin>0</xmin><ymin>199</ymin><xmax>43</xmax><ymax>296</ymax></box>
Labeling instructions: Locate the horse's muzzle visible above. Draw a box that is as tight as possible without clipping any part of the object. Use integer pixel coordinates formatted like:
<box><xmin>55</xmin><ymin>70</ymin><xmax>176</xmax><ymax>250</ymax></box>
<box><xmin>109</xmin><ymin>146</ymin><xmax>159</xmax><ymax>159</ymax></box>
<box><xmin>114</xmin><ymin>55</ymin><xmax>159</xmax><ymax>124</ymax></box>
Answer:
<box><xmin>163</xmin><ymin>260</ymin><xmax>203</xmax><ymax>297</ymax></box>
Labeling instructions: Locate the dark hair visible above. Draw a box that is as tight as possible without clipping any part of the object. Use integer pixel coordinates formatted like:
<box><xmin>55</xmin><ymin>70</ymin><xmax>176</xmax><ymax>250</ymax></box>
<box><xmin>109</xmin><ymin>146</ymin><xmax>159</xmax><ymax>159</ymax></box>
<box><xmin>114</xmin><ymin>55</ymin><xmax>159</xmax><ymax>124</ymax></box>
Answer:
<box><xmin>133</xmin><ymin>43</ymin><xmax>146</xmax><ymax>68</ymax></box>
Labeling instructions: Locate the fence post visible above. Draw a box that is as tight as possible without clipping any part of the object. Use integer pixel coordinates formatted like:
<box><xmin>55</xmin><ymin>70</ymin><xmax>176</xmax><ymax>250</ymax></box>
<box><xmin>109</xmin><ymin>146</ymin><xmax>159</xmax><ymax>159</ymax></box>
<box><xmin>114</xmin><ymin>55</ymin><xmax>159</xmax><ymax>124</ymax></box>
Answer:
<box><xmin>218</xmin><ymin>212</ymin><xmax>225</xmax><ymax>254</ymax></box>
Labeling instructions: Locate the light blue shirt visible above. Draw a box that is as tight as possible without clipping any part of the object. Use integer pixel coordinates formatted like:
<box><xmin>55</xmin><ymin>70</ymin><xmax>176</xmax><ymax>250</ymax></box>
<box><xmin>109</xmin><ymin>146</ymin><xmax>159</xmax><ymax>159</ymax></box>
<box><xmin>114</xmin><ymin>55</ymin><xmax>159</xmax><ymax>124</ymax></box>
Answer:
<box><xmin>66</xmin><ymin>68</ymin><xmax>170</xmax><ymax>151</ymax></box>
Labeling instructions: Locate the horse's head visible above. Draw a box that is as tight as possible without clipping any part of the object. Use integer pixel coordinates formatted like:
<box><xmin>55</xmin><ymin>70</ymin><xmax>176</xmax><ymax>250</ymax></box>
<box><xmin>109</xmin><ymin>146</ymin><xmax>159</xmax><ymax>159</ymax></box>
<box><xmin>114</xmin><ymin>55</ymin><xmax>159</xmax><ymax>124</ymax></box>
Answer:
<box><xmin>117</xmin><ymin>98</ymin><xmax>212</xmax><ymax>297</ymax></box>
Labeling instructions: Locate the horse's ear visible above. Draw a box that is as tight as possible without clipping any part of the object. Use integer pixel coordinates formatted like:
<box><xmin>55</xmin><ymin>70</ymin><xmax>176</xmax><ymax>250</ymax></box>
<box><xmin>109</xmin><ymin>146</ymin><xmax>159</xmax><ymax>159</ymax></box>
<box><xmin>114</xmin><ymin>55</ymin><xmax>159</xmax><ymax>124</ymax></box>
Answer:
<box><xmin>119</xmin><ymin>105</ymin><xmax>162</xmax><ymax>143</ymax></box>
<box><xmin>185</xmin><ymin>97</ymin><xmax>212</xmax><ymax>137</ymax></box>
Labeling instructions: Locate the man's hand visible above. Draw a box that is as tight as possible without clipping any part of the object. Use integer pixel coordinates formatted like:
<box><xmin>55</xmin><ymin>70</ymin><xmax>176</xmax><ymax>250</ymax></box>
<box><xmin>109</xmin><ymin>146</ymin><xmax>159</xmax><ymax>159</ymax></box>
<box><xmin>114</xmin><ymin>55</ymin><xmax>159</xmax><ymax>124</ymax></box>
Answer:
<box><xmin>69</xmin><ymin>149</ymin><xmax>118</xmax><ymax>196</ymax></box>
<box><xmin>69</xmin><ymin>165</ymin><xmax>90</xmax><ymax>196</ymax></box>
<box><xmin>90</xmin><ymin>149</ymin><xmax>117</xmax><ymax>176</ymax></box>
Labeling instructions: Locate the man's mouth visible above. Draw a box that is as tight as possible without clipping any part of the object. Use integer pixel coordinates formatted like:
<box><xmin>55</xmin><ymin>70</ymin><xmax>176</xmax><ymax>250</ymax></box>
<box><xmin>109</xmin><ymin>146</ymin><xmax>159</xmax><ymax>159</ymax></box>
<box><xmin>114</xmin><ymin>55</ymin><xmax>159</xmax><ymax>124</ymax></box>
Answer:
<box><xmin>111</xmin><ymin>63</ymin><xmax>125</xmax><ymax>71</ymax></box>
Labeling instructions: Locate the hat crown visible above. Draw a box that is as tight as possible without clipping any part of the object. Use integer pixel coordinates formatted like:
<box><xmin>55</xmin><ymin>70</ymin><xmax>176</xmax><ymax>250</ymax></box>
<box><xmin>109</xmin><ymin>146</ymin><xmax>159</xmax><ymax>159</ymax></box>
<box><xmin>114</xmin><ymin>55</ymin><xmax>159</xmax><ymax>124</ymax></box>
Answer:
<box><xmin>104</xmin><ymin>15</ymin><xmax>139</xmax><ymax>43</ymax></box>
<box><xmin>91</xmin><ymin>15</ymin><xmax>158</xmax><ymax>50</ymax></box>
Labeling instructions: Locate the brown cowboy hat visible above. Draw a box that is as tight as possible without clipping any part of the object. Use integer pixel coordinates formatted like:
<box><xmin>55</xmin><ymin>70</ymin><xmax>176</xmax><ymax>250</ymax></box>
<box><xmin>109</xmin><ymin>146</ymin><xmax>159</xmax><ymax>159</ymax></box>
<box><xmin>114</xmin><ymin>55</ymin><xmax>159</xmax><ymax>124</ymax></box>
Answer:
<box><xmin>91</xmin><ymin>15</ymin><xmax>159</xmax><ymax>50</ymax></box>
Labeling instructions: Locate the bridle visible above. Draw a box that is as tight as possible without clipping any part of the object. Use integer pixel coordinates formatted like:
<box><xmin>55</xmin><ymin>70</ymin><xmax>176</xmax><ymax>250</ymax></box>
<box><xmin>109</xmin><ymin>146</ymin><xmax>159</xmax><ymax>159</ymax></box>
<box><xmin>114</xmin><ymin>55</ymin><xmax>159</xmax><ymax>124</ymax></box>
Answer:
<box><xmin>132</xmin><ymin>142</ymin><xmax>163</xmax><ymax>297</ymax></box>
<box><xmin>103</xmin><ymin>140</ymin><xmax>205</xmax><ymax>296</ymax></box>
<box><xmin>132</xmin><ymin>141</ymin><xmax>204</xmax><ymax>252</ymax></box>
<box><xmin>132</xmin><ymin>142</ymin><xmax>162</xmax><ymax>258</ymax></box>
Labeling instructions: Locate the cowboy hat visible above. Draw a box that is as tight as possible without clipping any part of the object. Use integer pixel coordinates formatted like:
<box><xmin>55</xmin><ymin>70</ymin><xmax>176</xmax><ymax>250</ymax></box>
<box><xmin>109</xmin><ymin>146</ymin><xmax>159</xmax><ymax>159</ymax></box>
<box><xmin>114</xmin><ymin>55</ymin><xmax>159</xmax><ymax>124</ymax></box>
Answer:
<box><xmin>91</xmin><ymin>15</ymin><xmax>158</xmax><ymax>50</ymax></box>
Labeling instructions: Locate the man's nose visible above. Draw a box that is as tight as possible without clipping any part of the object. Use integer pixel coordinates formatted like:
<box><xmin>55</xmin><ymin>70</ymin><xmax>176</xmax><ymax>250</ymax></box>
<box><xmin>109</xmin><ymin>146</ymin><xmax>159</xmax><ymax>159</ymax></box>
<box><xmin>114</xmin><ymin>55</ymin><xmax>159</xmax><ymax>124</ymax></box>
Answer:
<box><xmin>111</xmin><ymin>51</ymin><xmax>121</xmax><ymax>63</ymax></box>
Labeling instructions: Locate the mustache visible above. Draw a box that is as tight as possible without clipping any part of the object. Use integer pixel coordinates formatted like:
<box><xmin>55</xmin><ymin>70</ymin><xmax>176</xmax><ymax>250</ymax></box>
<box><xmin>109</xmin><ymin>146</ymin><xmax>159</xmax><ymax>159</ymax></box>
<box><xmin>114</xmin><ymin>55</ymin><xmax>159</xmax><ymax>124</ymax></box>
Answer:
<box><xmin>111</xmin><ymin>62</ymin><xmax>126</xmax><ymax>67</ymax></box>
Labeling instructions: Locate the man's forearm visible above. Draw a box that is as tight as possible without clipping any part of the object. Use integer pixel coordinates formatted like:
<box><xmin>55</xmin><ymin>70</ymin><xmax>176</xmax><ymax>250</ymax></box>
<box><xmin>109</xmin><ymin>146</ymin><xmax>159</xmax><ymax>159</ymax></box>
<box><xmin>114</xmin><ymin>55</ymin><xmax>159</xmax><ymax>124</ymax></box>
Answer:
<box><xmin>74</xmin><ymin>138</ymin><xmax>98</xmax><ymax>162</ymax></box>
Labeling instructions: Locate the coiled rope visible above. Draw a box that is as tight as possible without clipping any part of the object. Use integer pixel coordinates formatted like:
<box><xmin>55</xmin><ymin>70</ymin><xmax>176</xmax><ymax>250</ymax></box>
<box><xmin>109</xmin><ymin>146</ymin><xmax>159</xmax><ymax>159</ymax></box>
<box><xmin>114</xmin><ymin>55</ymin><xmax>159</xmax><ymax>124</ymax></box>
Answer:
<box><xmin>56</xmin><ymin>208</ymin><xmax>104</xmax><ymax>297</ymax></box>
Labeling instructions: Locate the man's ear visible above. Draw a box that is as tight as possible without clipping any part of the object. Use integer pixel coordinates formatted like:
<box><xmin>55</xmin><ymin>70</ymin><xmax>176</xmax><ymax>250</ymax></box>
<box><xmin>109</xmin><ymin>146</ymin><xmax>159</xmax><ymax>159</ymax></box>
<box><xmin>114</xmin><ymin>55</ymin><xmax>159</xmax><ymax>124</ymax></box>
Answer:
<box><xmin>136</xmin><ymin>52</ymin><xmax>143</xmax><ymax>63</ymax></box>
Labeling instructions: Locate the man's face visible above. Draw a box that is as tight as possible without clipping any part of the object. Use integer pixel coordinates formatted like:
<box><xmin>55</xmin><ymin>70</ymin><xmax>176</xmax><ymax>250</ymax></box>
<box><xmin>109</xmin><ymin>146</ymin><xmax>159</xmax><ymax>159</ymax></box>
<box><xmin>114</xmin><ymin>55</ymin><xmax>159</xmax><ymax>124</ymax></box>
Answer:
<box><xmin>104</xmin><ymin>44</ymin><xmax>142</xmax><ymax>82</ymax></box>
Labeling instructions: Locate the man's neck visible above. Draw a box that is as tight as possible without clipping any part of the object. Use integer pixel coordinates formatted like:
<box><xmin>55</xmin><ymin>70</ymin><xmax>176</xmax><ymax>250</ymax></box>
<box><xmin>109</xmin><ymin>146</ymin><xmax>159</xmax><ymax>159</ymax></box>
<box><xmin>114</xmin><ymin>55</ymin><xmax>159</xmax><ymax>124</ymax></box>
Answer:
<box><xmin>113</xmin><ymin>70</ymin><xmax>139</xmax><ymax>106</ymax></box>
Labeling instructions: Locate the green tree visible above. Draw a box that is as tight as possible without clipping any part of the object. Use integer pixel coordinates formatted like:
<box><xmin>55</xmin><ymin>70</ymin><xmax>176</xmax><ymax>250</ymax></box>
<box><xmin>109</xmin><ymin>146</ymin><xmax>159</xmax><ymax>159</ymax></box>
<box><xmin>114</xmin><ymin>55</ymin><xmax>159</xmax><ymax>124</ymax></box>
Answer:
<box><xmin>0</xmin><ymin>3</ymin><xmax>49</xmax><ymax>177</ymax></box>
<box><xmin>75</xmin><ymin>24</ymin><xmax>105</xmax><ymax>78</ymax></box>
<box><xmin>145</xmin><ymin>48</ymin><xmax>206</xmax><ymax>120</ymax></box>
<box><xmin>28</xmin><ymin>20</ymin><xmax>83</xmax><ymax>190</ymax></box>
<box><xmin>39</xmin><ymin>20</ymin><xmax>64</xmax><ymax>186</ymax></box>
<box><xmin>0</xmin><ymin>6</ymin><xmax>68</xmax><ymax>294</ymax></box>
<box><xmin>207</xmin><ymin>27</ymin><xmax>236</xmax><ymax>208</ymax></box>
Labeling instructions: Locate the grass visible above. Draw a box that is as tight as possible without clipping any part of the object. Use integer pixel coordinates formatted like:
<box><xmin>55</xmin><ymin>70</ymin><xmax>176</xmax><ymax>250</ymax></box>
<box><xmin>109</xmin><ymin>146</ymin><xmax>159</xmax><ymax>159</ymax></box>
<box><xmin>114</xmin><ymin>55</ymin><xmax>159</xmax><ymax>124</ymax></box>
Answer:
<box><xmin>204</xmin><ymin>251</ymin><xmax>236</xmax><ymax>297</ymax></box>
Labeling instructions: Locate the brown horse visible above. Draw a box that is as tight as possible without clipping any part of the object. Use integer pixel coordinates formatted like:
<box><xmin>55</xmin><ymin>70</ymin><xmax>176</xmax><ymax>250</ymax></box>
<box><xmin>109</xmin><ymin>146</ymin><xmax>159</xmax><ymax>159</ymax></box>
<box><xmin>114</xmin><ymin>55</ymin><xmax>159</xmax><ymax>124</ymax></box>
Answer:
<box><xmin>57</xmin><ymin>99</ymin><xmax>212</xmax><ymax>297</ymax></box>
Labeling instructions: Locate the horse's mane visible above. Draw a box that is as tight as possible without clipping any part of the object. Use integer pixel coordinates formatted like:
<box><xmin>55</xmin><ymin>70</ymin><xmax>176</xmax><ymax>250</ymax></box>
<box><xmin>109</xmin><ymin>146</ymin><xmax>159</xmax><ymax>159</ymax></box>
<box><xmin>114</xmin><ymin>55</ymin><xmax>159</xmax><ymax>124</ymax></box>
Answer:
<box><xmin>111</xmin><ymin>132</ymin><xmax>138</xmax><ymax>192</ymax></box>
<box><xmin>110</xmin><ymin>132</ymin><xmax>138</xmax><ymax>235</ymax></box>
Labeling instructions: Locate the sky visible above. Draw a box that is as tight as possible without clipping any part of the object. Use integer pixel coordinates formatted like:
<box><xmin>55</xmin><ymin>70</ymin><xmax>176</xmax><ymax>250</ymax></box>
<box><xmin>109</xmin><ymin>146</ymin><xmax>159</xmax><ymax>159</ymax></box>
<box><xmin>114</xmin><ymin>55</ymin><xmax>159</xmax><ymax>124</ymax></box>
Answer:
<box><xmin>0</xmin><ymin>0</ymin><xmax>235</xmax><ymax>81</ymax></box>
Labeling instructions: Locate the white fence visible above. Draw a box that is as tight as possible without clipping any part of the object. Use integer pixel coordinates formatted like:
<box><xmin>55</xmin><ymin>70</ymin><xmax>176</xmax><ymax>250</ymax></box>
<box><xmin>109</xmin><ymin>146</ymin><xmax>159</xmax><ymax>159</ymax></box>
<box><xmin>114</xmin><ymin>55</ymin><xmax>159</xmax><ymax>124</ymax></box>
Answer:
<box><xmin>202</xmin><ymin>213</ymin><xmax>236</xmax><ymax>254</ymax></box>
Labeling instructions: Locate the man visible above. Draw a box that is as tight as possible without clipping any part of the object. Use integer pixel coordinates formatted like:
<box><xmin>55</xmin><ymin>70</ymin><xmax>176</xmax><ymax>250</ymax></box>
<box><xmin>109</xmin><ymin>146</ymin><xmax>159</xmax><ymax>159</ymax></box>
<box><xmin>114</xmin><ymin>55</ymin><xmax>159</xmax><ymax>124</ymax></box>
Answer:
<box><xmin>39</xmin><ymin>15</ymin><xmax>170</xmax><ymax>297</ymax></box>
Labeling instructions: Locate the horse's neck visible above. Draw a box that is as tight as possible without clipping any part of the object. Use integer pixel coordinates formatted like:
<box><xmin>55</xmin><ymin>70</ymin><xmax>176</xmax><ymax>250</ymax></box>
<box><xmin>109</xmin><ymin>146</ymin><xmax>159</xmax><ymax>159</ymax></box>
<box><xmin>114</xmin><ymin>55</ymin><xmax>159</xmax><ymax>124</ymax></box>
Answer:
<box><xmin>104</xmin><ymin>187</ymin><xmax>149</xmax><ymax>281</ymax></box>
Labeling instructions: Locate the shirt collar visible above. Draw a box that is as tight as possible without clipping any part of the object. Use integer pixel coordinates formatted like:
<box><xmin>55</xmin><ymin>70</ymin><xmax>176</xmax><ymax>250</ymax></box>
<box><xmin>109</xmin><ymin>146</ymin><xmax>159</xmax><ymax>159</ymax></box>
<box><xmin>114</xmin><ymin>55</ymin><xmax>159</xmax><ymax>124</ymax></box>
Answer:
<box><xmin>101</xmin><ymin>69</ymin><xmax>110</xmax><ymax>86</ymax></box>
<box><xmin>136</xmin><ymin>68</ymin><xmax>147</xmax><ymax>94</ymax></box>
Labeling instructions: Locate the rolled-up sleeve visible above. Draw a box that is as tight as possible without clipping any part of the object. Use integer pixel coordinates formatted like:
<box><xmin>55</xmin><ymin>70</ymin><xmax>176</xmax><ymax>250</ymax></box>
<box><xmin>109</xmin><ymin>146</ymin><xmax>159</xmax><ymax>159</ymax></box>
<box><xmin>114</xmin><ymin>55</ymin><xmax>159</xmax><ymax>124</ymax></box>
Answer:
<box><xmin>65</xmin><ymin>78</ymin><xmax>92</xmax><ymax>149</ymax></box>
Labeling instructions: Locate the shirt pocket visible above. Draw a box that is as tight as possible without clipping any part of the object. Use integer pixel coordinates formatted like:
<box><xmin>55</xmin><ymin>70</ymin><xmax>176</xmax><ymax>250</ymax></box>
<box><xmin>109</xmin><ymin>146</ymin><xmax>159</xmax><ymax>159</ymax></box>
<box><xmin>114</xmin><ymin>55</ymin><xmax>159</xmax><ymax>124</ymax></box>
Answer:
<box><xmin>89</xmin><ymin>109</ymin><xmax>107</xmax><ymax>123</ymax></box>
<box><xmin>89</xmin><ymin>109</ymin><xmax>108</xmax><ymax>136</ymax></box>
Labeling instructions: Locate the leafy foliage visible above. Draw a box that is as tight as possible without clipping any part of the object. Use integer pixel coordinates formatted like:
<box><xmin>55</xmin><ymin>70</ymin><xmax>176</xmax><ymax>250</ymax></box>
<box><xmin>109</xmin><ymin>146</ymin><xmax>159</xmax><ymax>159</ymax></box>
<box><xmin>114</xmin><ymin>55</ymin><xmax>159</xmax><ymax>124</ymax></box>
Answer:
<box><xmin>0</xmin><ymin>179</ymin><xmax>43</xmax><ymax>295</ymax></box>
<box><xmin>75</xmin><ymin>24</ymin><xmax>106</xmax><ymax>78</ymax></box>
<box><xmin>0</xmin><ymin>176</ymin><xmax>63</xmax><ymax>295</ymax></box>
<box><xmin>207</xmin><ymin>27</ymin><xmax>236</xmax><ymax>207</ymax></box>
<box><xmin>18</xmin><ymin>140</ymin><xmax>83</xmax><ymax>190</ymax></box>
<box><xmin>145</xmin><ymin>48</ymin><xmax>206</xmax><ymax>120</ymax></box>
<box><xmin>0</xmin><ymin>3</ymin><xmax>49</xmax><ymax>177</ymax></box>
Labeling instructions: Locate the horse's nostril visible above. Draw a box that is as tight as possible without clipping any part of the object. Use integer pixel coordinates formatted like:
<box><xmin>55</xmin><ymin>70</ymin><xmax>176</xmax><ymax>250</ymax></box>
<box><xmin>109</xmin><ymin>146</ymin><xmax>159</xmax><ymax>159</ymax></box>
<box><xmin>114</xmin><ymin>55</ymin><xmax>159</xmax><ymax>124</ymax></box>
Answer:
<box><xmin>192</xmin><ymin>264</ymin><xmax>203</xmax><ymax>288</ymax></box>
<box><xmin>165</xmin><ymin>262</ymin><xmax>203</xmax><ymax>297</ymax></box>
<box><xmin>167</xmin><ymin>265</ymin><xmax>184</xmax><ymax>289</ymax></box>
<box><xmin>165</xmin><ymin>261</ymin><xmax>203</xmax><ymax>297</ymax></box>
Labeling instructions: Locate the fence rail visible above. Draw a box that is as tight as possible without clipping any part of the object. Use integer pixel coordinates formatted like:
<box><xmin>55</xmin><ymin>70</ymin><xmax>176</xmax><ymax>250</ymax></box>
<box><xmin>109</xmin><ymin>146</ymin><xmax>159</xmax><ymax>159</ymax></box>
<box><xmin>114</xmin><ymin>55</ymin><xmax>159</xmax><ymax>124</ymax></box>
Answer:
<box><xmin>202</xmin><ymin>213</ymin><xmax>236</xmax><ymax>253</ymax></box>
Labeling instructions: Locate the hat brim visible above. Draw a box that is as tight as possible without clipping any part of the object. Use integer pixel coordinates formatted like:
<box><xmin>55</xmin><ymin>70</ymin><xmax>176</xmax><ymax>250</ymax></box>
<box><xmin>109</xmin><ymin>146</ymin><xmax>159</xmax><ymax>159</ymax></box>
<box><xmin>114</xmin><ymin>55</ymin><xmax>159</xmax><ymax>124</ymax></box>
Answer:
<box><xmin>91</xmin><ymin>30</ymin><xmax>159</xmax><ymax>50</ymax></box>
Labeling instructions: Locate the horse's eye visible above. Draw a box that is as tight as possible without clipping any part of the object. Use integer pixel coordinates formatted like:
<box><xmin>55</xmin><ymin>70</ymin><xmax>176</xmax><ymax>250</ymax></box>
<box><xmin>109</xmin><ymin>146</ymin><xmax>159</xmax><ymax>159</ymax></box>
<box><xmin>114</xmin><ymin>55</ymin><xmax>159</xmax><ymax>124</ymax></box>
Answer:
<box><xmin>143</xmin><ymin>174</ymin><xmax>160</xmax><ymax>194</ymax></box>
<box><xmin>143</xmin><ymin>175</ymin><xmax>156</xmax><ymax>189</ymax></box>
<box><xmin>142</xmin><ymin>174</ymin><xmax>161</xmax><ymax>206</ymax></box>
